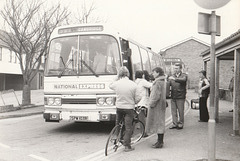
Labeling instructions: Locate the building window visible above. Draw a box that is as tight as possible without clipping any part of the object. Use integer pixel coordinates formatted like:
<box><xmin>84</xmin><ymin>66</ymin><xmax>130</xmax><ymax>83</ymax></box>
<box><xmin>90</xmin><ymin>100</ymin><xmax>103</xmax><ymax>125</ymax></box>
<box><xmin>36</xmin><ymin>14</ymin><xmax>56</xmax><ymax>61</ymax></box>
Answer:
<box><xmin>14</xmin><ymin>53</ymin><xmax>17</xmax><ymax>63</ymax></box>
<box><xmin>40</xmin><ymin>74</ymin><xmax>43</xmax><ymax>88</ymax></box>
<box><xmin>9</xmin><ymin>50</ymin><xmax>12</xmax><ymax>62</ymax></box>
<box><xmin>0</xmin><ymin>47</ymin><xmax>2</xmax><ymax>61</ymax></box>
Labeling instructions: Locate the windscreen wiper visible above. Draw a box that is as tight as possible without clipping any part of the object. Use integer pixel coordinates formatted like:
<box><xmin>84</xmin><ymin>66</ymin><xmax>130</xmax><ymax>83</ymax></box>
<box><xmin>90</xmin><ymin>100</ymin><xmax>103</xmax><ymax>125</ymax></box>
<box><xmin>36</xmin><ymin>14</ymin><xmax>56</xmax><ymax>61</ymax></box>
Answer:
<box><xmin>81</xmin><ymin>60</ymin><xmax>99</xmax><ymax>77</ymax></box>
<box><xmin>58</xmin><ymin>57</ymin><xmax>77</xmax><ymax>78</ymax></box>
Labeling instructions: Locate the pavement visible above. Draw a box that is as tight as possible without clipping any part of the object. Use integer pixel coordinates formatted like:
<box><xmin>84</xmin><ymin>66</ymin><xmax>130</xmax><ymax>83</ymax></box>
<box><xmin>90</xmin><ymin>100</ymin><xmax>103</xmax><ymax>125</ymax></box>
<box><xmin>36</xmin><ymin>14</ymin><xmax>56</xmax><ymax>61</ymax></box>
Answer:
<box><xmin>0</xmin><ymin>89</ymin><xmax>44</xmax><ymax>119</ymax></box>
<box><xmin>102</xmin><ymin>90</ymin><xmax>240</xmax><ymax>161</ymax></box>
<box><xmin>0</xmin><ymin>89</ymin><xmax>239</xmax><ymax>161</ymax></box>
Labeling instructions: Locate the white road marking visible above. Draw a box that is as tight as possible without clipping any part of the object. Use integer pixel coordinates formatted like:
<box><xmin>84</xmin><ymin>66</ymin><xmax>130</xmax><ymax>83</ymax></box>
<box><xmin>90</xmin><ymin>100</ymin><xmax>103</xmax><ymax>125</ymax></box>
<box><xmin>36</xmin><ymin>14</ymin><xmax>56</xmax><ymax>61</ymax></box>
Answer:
<box><xmin>28</xmin><ymin>154</ymin><xmax>51</xmax><ymax>161</ymax></box>
<box><xmin>0</xmin><ymin>142</ymin><xmax>11</xmax><ymax>149</ymax></box>
<box><xmin>76</xmin><ymin>149</ymin><xmax>105</xmax><ymax>161</ymax></box>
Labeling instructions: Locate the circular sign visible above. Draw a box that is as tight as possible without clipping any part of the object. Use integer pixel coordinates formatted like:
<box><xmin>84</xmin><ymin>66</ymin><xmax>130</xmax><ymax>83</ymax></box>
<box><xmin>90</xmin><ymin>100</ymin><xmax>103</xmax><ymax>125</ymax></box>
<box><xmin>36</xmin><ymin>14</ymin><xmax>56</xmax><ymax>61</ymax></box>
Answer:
<box><xmin>194</xmin><ymin>0</ymin><xmax>231</xmax><ymax>9</ymax></box>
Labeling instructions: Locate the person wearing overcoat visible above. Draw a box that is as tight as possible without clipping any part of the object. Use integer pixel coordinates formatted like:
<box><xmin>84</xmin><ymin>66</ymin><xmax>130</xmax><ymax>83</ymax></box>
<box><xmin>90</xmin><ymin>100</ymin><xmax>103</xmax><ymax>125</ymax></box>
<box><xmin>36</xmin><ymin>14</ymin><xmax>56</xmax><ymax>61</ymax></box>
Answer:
<box><xmin>146</xmin><ymin>67</ymin><xmax>166</xmax><ymax>148</ymax></box>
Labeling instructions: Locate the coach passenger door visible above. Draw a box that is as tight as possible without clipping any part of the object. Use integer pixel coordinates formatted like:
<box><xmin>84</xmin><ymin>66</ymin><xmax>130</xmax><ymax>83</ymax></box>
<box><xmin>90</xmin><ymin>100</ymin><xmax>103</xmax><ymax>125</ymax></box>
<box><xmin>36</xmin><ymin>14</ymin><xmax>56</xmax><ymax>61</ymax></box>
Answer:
<box><xmin>120</xmin><ymin>38</ymin><xmax>133</xmax><ymax>80</ymax></box>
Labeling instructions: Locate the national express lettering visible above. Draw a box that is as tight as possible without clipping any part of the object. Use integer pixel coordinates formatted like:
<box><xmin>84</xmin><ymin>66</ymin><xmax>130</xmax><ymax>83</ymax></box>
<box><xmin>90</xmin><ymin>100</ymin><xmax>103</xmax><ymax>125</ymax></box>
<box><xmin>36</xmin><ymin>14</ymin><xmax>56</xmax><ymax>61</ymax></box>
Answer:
<box><xmin>54</xmin><ymin>84</ymin><xmax>105</xmax><ymax>89</ymax></box>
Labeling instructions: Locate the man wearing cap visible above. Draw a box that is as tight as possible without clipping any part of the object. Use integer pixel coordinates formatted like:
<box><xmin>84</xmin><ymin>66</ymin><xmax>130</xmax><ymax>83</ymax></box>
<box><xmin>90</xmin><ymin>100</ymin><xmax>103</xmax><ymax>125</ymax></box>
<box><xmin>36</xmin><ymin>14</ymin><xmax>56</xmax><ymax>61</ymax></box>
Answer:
<box><xmin>168</xmin><ymin>63</ymin><xmax>188</xmax><ymax>129</ymax></box>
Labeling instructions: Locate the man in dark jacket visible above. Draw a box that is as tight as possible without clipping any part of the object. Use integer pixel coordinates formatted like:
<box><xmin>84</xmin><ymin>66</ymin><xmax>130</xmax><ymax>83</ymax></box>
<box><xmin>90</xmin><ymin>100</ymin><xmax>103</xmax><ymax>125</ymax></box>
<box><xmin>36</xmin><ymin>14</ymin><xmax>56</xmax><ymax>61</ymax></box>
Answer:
<box><xmin>168</xmin><ymin>63</ymin><xmax>188</xmax><ymax>129</ymax></box>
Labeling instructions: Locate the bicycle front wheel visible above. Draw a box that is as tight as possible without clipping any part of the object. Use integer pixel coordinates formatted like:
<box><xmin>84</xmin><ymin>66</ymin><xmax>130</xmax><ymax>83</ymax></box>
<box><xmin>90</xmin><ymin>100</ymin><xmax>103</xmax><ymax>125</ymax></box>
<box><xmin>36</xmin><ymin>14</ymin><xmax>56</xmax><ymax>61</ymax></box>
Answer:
<box><xmin>105</xmin><ymin>125</ymin><xmax>121</xmax><ymax>156</ymax></box>
<box><xmin>131</xmin><ymin>120</ymin><xmax>145</xmax><ymax>144</ymax></box>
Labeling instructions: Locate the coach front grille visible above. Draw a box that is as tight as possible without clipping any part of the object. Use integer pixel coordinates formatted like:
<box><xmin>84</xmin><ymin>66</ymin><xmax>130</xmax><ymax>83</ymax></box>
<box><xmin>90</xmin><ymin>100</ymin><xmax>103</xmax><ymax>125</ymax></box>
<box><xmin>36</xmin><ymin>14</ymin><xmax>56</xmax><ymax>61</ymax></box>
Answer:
<box><xmin>62</xmin><ymin>98</ymin><xmax>96</xmax><ymax>104</ymax></box>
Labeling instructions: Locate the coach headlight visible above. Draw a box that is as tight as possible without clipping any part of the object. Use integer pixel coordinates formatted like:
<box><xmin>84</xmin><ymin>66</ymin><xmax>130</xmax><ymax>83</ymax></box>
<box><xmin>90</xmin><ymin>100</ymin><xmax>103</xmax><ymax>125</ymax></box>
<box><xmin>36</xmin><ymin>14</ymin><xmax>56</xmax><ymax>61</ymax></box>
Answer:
<box><xmin>48</xmin><ymin>98</ymin><xmax>54</xmax><ymax>105</ymax></box>
<box><xmin>54</xmin><ymin>98</ymin><xmax>62</xmax><ymax>106</ymax></box>
<box><xmin>96</xmin><ymin>96</ymin><xmax>115</xmax><ymax>106</ymax></box>
<box><xmin>106</xmin><ymin>97</ymin><xmax>114</xmax><ymax>105</ymax></box>
<box><xmin>97</xmin><ymin>97</ymin><xmax>105</xmax><ymax>106</ymax></box>
<box><xmin>46</xmin><ymin>97</ymin><xmax>62</xmax><ymax>106</ymax></box>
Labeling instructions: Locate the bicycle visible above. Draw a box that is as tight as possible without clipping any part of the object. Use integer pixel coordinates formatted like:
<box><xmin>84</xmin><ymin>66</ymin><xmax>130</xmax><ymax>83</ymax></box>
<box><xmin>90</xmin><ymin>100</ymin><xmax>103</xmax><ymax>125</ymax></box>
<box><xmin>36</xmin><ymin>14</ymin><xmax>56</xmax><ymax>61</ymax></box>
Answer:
<box><xmin>185</xmin><ymin>99</ymin><xmax>190</xmax><ymax>109</ymax></box>
<box><xmin>105</xmin><ymin>106</ymin><xmax>145</xmax><ymax>156</ymax></box>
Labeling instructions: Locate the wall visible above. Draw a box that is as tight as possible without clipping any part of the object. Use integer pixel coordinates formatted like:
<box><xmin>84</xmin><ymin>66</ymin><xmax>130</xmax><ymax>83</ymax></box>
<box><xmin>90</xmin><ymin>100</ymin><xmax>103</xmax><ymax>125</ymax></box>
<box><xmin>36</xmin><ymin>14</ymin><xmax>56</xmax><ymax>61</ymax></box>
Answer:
<box><xmin>0</xmin><ymin>47</ymin><xmax>22</xmax><ymax>74</ymax></box>
<box><xmin>205</xmin><ymin>60</ymin><xmax>234</xmax><ymax>89</ymax></box>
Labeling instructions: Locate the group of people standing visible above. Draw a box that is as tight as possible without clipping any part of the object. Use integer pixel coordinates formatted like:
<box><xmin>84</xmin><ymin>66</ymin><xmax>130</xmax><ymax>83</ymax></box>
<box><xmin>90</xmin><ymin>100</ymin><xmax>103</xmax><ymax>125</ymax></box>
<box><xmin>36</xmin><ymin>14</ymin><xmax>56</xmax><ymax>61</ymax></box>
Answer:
<box><xmin>109</xmin><ymin>63</ymin><xmax>189</xmax><ymax>152</ymax></box>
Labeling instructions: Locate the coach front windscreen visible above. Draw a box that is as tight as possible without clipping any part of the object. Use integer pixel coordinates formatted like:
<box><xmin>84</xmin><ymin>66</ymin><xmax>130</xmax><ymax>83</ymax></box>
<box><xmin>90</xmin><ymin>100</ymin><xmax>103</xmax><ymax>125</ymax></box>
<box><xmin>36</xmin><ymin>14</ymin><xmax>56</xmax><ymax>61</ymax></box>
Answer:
<box><xmin>45</xmin><ymin>35</ymin><xmax>121</xmax><ymax>77</ymax></box>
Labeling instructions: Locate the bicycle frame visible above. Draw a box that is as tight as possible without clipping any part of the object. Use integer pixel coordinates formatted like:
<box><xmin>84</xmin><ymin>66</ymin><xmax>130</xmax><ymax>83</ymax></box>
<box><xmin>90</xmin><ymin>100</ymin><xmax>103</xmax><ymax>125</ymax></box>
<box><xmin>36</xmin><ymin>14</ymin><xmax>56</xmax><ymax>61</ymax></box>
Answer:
<box><xmin>105</xmin><ymin>107</ymin><xmax>145</xmax><ymax>156</ymax></box>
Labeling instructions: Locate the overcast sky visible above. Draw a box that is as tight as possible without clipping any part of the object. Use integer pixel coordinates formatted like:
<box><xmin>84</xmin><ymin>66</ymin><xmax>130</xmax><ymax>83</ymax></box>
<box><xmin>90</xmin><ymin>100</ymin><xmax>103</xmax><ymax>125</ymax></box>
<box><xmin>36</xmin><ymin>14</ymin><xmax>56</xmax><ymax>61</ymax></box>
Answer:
<box><xmin>1</xmin><ymin>0</ymin><xmax>240</xmax><ymax>52</ymax></box>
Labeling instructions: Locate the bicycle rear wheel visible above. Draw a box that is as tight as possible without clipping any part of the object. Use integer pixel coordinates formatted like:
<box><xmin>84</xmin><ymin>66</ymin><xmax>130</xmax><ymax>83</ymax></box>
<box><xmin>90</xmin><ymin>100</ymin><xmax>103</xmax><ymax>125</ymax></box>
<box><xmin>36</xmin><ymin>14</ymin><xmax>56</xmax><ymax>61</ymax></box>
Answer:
<box><xmin>185</xmin><ymin>99</ymin><xmax>190</xmax><ymax>109</ymax></box>
<box><xmin>105</xmin><ymin>125</ymin><xmax>121</xmax><ymax>156</ymax></box>
<box><xmin>131</xmin><ymin>120</ymin><xmax>145</xmax><ymax>144</ymax></box>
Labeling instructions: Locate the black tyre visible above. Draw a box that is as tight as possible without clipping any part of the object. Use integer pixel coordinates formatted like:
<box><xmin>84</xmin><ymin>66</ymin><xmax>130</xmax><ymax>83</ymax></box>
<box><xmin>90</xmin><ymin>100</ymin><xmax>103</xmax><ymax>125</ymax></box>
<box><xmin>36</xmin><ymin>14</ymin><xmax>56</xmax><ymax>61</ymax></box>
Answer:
<box><xmin>131</xmin><ymin>120</ymin><xmax>145</xmax><ymax>144</ymax></box>
<box><xmin>105</xmin><ymin>125</ymin><xmax>121</xmax><ymax>156</ymax></box>
<box><xmin>185</xmin><ymin>99</ymin><xmax>190</xmax><ymax>109</ymax></box>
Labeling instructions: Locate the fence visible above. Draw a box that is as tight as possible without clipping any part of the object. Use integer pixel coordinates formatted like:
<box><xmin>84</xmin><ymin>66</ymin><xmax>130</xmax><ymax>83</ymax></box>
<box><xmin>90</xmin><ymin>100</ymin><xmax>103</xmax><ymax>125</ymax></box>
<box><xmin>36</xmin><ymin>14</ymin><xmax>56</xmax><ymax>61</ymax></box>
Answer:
<box><xmin>0</xmin><ymin>89</ymin><xmax>20</xmax><ymax>112</ymax></box>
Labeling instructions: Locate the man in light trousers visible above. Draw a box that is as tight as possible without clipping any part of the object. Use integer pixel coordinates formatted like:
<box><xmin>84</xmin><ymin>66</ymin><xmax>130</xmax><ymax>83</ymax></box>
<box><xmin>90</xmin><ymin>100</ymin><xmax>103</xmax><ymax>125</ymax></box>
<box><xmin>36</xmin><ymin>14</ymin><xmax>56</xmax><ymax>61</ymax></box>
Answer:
<box><xmin>168</xmin><ymin>63</ymin><xmax>188</xmax><ymax>129</ymax></box>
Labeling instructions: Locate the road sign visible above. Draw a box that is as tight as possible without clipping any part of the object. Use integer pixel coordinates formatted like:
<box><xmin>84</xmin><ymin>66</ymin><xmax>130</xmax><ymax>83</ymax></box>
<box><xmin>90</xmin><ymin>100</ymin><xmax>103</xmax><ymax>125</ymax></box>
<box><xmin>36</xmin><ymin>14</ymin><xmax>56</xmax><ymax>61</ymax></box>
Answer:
<box><xmin>198</xmin><ymin>12</ymin><xmax>221</xmax><ymax>36</ymax></box>
<box><xmin>194</xmin><ymin>0</ymin><xmax>231</xmax><ymax>9</ymax></box>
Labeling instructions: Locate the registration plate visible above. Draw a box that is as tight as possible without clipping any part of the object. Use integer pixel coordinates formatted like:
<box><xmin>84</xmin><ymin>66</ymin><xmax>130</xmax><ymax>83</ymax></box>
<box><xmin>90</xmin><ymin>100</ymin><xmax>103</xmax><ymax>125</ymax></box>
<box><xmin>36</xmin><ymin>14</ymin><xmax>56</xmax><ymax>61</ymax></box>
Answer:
<box><xmin>70</xmin><ymin>116</ymin><xmax>88</xmax><ymax>121</ymax></box>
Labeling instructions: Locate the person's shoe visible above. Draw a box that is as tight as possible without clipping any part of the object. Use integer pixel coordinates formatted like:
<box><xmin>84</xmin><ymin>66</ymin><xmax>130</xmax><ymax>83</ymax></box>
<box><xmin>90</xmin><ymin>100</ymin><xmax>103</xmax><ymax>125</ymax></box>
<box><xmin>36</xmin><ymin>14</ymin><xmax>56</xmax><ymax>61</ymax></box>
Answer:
<box><xmin>177</xmin><ymin>126</ymin><xmax>183</xmax><ymax>130</ymax></box>
<box><xmin>151</xmin><ymin>142</ymin><xmax>163</xmax><ymax>148</ymax></box>
<box><xmin>151</xmin><ymin>141</ymin><xmax>158</xmax><ymax>147</ymax></box>
<box><xmin>124</xmin><ymin>146</ymin><xmax>135</xmax><ymax>152</ymax></box>
<box><xmin>229</xmin><ymin>109</ymin><xmax>233</xmax><ymax>112</ymax></box>
<box><xmin>177</xmin><ymin>124</ymin><xmax>183</xmax><ymax>130</ymax></box>
<box><xmin>169</xmin><ymin>124</ymin><xmax>178</xmax><ymax>129</ymax></box>
<box><xmin>143</xmin><ymin>133</ymin><xmax>149</xmax><ymax>138</ymax></box>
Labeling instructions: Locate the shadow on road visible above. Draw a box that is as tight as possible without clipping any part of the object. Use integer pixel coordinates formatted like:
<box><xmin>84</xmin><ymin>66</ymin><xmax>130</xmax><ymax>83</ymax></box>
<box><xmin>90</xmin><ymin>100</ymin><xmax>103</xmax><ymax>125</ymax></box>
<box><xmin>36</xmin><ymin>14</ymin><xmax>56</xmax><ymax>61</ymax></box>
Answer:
<box><xmin>49</xmin><ymin>122</ymin><xmax>115</xmax><ymax>134</ymax></box>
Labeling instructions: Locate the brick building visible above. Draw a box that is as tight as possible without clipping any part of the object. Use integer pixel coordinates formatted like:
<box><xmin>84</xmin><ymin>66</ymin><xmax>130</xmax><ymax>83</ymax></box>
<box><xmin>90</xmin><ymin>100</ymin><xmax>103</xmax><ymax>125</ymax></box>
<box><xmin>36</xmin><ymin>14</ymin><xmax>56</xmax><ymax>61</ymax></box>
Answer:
<box><xmin>160</xmin><ymin>37</ymin><xmax>209</xmax><ymax>89</ymax></box>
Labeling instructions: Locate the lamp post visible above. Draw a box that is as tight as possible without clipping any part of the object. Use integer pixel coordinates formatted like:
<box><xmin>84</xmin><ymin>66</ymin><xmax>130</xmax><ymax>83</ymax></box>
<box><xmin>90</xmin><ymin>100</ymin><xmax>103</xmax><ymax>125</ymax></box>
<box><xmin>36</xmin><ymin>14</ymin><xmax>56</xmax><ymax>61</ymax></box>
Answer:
<box><xmin>193</xmin><ymin>0</ymin><xmax>231</xmax><ymax>161</ymax></box>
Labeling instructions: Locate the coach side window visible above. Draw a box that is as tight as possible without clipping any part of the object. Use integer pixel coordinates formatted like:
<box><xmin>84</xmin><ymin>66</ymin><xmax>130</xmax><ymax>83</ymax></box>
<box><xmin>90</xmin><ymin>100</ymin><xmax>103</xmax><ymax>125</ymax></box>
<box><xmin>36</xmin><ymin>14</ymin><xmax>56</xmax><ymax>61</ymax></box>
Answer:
<box><xmin>129</xmin><ymin>42</ymin><xmax>142</xmax><ymax>80</ymax></box>
<box><xmin>140</xmin><ymin>48</ymin><xmax>151</xmax><ymax>72</ymax></box>
<box><xmin>148</xmin><ymin>52</ymin><xmax>157</xmax><ymax>69</ymax></box>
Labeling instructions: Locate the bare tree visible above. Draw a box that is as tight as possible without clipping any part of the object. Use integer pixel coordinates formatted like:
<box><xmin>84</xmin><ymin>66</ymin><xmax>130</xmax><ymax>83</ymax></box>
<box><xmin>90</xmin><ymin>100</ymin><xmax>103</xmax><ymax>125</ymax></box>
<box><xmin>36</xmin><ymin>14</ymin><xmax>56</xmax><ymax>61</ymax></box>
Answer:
<box><xmin>0</xmin><ymin>0</ymin><xmax>69</xmax><ymax>105</ymax></box>
<box><xmin>70</xmin><ymin>0</ymin><xmax>106</xmax><ymax>24</ymax></box>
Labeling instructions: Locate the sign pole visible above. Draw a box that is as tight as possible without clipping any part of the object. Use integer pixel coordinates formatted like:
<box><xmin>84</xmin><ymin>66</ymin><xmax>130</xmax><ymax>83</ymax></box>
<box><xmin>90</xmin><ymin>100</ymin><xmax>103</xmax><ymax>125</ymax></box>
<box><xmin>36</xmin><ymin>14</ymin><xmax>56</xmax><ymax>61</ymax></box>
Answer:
<box><xmin>208</xmin><ymin>10</ymin><xmax>217</xmax><ymax>161</ymax></box>
<box><xmin>194</xmin><ymin>1</ymin><xmax>231</xmax><ymax>161</ymax></box>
